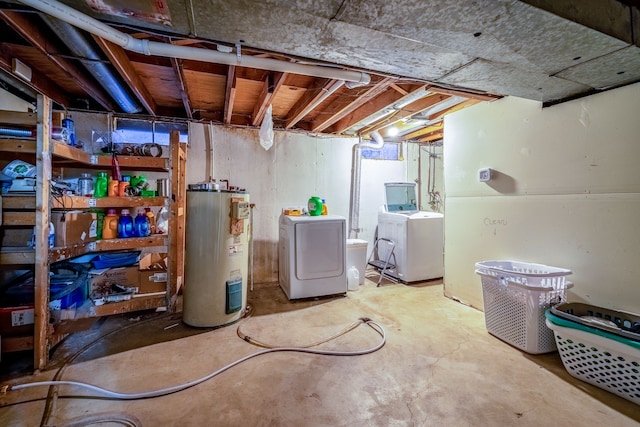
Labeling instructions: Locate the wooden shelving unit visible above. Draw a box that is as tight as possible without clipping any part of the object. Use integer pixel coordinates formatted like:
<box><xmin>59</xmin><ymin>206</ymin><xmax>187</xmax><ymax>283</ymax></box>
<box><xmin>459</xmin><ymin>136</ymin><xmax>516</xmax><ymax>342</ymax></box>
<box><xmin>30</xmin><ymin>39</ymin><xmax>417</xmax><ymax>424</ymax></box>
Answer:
<box><xmin>0</xmin><ymin>95</ymin><xmax>187</xmax><ymax>370</ymax></box>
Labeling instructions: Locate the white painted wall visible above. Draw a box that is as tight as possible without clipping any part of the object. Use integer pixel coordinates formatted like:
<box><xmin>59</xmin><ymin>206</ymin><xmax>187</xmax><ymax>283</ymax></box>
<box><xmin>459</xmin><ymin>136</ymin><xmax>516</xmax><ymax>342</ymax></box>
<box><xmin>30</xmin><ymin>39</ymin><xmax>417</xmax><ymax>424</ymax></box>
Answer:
<box><xmin>187</xmin><ymin>124</ymin><xmax>407</xmax><ymax>283</ymax></box>
<box><xmin>407</xmin><ymin>143</ymin><xmax>444</xmax><ymax>213</ymax></box>
<box><xmin>443</xmin><ymin>83</ymin><xmax>640</xmax><ymax>314</ymax></box>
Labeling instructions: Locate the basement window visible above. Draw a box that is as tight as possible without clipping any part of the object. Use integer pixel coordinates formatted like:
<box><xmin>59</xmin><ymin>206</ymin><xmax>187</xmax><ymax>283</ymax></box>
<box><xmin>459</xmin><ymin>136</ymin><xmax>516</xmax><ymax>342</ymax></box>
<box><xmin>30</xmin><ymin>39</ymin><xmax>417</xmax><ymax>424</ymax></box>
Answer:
<box><xmin>361</xmin><ymin>142</ymin><xmax>402</xmax><ymax>160</ymax></box>
<box><xmin>112</xmin><ymin>118</ymin><xmax>188</xmax><ymax>146</ymax></box>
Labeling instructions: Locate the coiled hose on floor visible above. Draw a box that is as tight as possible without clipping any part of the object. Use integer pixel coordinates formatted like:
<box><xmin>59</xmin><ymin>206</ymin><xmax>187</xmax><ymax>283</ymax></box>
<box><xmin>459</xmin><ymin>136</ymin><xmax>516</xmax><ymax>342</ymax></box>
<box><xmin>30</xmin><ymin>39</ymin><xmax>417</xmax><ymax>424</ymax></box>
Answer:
<box><xmin>3</xmin><ymin>317</ymin><xmax>385</xmax><ymax>401</ymax></box>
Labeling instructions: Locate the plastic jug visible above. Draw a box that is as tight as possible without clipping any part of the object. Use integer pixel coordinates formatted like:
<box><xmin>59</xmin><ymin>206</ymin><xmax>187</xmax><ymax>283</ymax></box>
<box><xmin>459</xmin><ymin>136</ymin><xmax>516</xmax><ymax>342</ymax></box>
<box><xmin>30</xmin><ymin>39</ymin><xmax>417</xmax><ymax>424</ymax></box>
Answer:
<box><xmin>94</xmin><ymin>172</ymin><xmax>108</xmax><ymax>198</ymax></box>
<box><xmin>134</xmin><ymin>209</ymin><xmax>151</xmax><ymax>237</ymax></box>
<box><xmin>117</xmin><ymin>209</ymin><xmax>134</xmax><ymax>238</ymax></box>
<box><xmin>119</xmin><ymin>175</ymin><xmax>131</xmax><ymax>197</ymax></box>
<box><xmin>108</xmin><ymin>178</ymin><xmax>119</xmax><ymax>197</ymax></box>
<box><xmin>347</xmin><ymin>266</ymin><xmax>360</xmax><ymax>291</ymax></box>
<box><xmin>102</xmin><ymin>209</ymin><xmax>119</xmax><ymax>239</ymax></box>
<box><xmin>308</xmin><ymin>196</ymin><xmax>323</xmax><ymax>216</ymax></box>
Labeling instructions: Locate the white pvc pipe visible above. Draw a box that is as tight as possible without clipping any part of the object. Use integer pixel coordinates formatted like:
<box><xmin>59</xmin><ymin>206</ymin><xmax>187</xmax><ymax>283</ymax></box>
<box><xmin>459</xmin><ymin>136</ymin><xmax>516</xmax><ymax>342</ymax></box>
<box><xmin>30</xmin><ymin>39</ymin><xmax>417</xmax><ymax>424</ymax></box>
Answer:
<box><xmin>18</xmin><ymin>0</ymin><xmax>371</xmax><ymax>85</ymax></box>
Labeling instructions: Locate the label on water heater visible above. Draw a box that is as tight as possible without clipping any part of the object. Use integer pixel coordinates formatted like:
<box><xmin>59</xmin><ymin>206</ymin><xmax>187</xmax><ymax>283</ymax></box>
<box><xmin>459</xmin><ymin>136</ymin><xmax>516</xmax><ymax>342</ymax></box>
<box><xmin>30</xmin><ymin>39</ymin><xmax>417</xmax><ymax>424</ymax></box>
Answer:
<box><xmin>228</xmin><ymin>243</ymin><xmax>243</xmax><ymax>256</ymax></box>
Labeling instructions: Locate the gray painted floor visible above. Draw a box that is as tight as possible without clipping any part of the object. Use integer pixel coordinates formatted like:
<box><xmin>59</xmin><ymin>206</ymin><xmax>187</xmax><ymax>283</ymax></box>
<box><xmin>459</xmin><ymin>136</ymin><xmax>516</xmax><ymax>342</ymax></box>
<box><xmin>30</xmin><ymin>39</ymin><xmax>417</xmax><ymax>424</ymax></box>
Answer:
<box><xmin>1</xmin><ymin>278</ymin><xmax>639</xmax><ymax>426</ymax></box>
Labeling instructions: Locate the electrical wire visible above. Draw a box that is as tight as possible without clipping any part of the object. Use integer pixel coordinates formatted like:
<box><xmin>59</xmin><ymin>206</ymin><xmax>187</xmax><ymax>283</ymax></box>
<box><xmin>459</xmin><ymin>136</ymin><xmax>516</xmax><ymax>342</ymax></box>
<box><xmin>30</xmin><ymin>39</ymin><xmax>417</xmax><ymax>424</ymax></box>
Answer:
<box><xmin>4</xmin><ymin>318</ymin><xmax>385</xmax><ymax>402</ymax></box>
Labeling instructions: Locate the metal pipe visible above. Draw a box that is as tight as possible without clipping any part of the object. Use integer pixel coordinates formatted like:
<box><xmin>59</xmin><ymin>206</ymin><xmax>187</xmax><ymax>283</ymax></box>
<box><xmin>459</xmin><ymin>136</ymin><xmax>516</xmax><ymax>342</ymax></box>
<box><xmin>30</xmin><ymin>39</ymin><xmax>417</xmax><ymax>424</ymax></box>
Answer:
<box><xmin>348</xmin><ymin>140</ymin><xmax>363</xmax><ymax>239</ymax></box>
<box><xmin>40</xmin><ymin>15</ymin><xmax>142</xmax><ymax>114</ymax></box>
<box><xmin>0</xmin><ymin>127</ymin><xmax>34</xmax><ymax>137</ymax></box>
<box><xmin>19</xmin><ymin>0</ymin><xmax>371</xmax><ymax>86</ymax></box>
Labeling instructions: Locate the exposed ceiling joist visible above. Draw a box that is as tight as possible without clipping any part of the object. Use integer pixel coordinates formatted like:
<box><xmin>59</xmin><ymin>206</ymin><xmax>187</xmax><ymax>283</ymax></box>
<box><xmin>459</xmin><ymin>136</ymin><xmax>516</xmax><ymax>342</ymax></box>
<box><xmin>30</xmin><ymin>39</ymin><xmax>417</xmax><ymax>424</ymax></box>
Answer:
<box><xmin>94</xmin><ymin>37</ymin><xmax>157</xmax><ymax>116</ymax></box>
<box><xmin>0</xmin><ymin>9</ymin><xmax>115</xmax><ymax>111</ymax></box>
<box><xmin>285</xmin><ymin>79</ymin><xmax>343</xmax><ymax>129</ymax></box>
<box><xmin>224</xmin><ymin>65</ymin><xmax>237</xmax><ymax>125</ymax></box>
<box><xmin>13</xmin><ymin>0</ymin><xmax>639</xmax><ymax>142</ymax></box>
<box><xmin>310</xmin><ymin>76</ymin><xmax>397</xmax><ymax>133</ymax></box>
<box><xmin>252</xmin><ymin>71</ymin><xmax>286</xmax><ymax>126</ymax></box>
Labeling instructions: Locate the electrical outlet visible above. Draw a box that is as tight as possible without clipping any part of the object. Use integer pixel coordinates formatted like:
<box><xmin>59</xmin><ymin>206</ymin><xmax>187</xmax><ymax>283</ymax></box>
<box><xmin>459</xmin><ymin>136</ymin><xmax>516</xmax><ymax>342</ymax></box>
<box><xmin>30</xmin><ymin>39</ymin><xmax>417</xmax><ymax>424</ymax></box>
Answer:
<box><xmin>478</xmin><ymin>168</ymin><xmax>492</xmax><ymax>182</ymax></box>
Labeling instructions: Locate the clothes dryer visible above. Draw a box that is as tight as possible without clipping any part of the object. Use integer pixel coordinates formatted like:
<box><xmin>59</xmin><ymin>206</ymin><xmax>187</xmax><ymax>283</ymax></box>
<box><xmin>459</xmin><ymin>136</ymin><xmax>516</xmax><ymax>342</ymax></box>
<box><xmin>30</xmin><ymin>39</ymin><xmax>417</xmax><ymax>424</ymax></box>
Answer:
<box><xmin>279</xmin><ymin>214</ymin><xmax>346</xmax><ymax>299</ymax></box>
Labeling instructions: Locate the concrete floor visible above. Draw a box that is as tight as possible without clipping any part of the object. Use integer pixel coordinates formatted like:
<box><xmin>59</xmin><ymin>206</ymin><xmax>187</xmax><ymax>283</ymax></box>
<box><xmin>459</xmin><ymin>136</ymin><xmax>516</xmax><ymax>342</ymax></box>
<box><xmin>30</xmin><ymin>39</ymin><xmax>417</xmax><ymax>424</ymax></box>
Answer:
<box><xmin>1</xmin><ymin>276</ymin><xmax>639</xmax><ymax>426</ymax></box>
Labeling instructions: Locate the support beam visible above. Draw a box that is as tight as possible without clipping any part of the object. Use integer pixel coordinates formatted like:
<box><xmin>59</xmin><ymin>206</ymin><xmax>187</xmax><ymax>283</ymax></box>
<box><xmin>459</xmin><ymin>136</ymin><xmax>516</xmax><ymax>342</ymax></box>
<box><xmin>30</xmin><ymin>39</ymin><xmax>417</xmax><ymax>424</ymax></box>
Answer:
<box><xmin>224</xmin><ymin>65</ymin><xmax>237</xmax><ymax>124</ymax></box>
<box><xmin>94</xmin><ymin>37</ymin><xmax>158</xmax><ymax>116</ymax></box>
<box><xmin>358</xmin><ymin>93</ymin><xmax>449</xmax><ymax>136</ymax></box>
<box><xmin>252</xmin><ymin>72</ymin><xmax>286</xmax><ymax>126</ymax></box>
<box><xmin>285</xmin><ymin>78</ymin><xmax>342</xmax><ymax>129</ymax></box>
<box><xmin>170</xmin><ymin>57</ymin><xmax>193</xmax><ymax>120</ymax></box>
<box><xmin>310</xmin><ymin>76</ymin><xmax>396</xmax><ymax>132</ymax></box>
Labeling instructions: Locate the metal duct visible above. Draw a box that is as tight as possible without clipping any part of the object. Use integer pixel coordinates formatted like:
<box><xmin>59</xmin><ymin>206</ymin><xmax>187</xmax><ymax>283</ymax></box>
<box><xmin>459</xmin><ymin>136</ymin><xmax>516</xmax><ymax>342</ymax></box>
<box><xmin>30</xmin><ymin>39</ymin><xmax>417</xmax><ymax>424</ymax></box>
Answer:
<box><xmin>40</xmin><ymin>16</ymin><xmax>142</xmax><ymax>114</ymax></box>
<box><xmin>19</xmin><ymin>0</ymin><xmax>371</xmax><ymax>86</ymax></box>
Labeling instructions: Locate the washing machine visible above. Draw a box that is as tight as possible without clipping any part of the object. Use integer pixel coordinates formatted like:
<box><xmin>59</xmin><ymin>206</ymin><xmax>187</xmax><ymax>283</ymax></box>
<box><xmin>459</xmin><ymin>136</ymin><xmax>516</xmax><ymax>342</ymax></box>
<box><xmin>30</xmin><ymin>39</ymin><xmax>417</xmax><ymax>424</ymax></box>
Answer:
<box><xmin>377</xmin><ymin>210</ymin><xmax>444</xmax><ymax>282</ymax></box>
<box><xmin>279</xmin><ymin>214</ymin><xmax>346</xmax><ymax>299</ymax></box>
<box><xmin>375</xmin><ymin>182</ymin><xmax>444</xmax><ymax>283</ymax></box>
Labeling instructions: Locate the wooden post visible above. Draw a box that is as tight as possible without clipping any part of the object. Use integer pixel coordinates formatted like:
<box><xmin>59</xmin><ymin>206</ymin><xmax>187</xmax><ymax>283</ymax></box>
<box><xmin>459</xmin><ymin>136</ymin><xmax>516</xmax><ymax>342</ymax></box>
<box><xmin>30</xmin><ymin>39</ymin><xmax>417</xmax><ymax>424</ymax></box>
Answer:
<box><xmin>34</xmin><ymin>94</ymin><xmax>51</xmax><ymax>370</ymax></box>
<box><xmin>168</xmin><ymin>130</ymin><xmax>186</xmax><ymax>311</ymax></box>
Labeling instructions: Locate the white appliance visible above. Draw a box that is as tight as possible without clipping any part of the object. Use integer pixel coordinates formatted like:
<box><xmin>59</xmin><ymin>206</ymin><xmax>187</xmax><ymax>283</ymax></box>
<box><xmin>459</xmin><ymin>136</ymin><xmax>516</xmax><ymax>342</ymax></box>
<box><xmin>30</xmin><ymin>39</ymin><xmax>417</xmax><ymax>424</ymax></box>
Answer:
<box><xmin>376</xmin><ymin>182</ymin><xmax>444</xmax><ymax>282</ymax></box>
<box><xmin>279</xmin><ymin>214</ymin><xmax>346</xmax><ymax>299</ymax></box>
<box><xmin>183</xmin><ymin>188</ymin><xmax>250</xmax><ymax>327</ymax></box>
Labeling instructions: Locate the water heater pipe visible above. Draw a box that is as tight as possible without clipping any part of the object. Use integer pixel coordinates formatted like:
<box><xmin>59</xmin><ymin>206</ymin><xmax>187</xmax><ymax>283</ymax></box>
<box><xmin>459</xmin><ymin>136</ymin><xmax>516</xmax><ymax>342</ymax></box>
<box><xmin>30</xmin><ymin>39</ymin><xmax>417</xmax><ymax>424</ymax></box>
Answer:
<box><xmin>18</xmin><ymin>0</ymin><xmax>372</xmax><ymax>86</ymax></box>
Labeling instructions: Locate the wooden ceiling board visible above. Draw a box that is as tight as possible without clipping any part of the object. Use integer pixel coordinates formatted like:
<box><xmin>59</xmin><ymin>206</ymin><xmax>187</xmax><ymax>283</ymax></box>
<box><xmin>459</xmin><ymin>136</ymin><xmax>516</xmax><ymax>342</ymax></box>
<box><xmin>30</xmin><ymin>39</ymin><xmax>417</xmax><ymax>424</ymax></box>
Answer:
<box><xmin>183</xmin><ymin>69</ymin><xmax>227</xmax><ymax>110</ymax></box>
<box><xmin>4</xmin><ymin>44</ymin><xmax>85</xmax><ymax>97</ymax></box>
<box><xmin>133</xmin><ymin>62</ymin><xmax>183</xmax><ymax>108</ymax></box>
<box><xmin>233</xmin><ymin>78</ymin><xmax>266</xmax><ymax>114</ymax></box>
<box><xmin>270</xmin><ymin>85</ymin><xmax>307</xmax><ymax>116</ymax></box>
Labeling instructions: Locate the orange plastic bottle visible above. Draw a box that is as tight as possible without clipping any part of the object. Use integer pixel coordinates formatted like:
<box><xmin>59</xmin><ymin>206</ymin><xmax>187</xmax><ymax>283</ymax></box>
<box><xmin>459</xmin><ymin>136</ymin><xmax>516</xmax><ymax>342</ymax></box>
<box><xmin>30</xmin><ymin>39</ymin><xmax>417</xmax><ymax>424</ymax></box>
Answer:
<box><xmin>102</xmin><ymin>209</ymin><xmax>119</xmax><ymax>239</ymax></box>
<box><xmin>108</xmin><ymin>178</ymin><xmax>119</xmax><ymax>197</ymax></box>
<box><xmin>118</xmin><ymin>175</ymin><xmax>131</xmax><ymax>197</ymax></box>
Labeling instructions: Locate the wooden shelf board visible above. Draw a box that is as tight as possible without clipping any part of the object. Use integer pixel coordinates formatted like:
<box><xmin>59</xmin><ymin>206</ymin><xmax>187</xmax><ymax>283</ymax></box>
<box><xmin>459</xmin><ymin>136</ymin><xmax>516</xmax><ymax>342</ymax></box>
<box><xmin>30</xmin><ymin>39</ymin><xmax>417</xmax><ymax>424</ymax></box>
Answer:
<box><xmin>1</xmin><ymin>195</ymin><xmax>36</xmax><ymax>209</ymax></box>
<box><xmin>88</xmin><ymin>294</ymin><xmax>166</xmax><ymax>317</ymax></box>
<box><xmin>0</xmin><ymin>138</ymin><xmax>36</xmax><ymax>153</ymax></box>
<box><xmin>0</xmin><ymin>247</ymin><xmax>35</xmax><ymax>265</ymax></box>
<box><xmin>51</xmin><ymin>141</ymin><xmax>168</xmax><ymax>171</ymax></box>
<box><xmin>2</xmin><ymin>211</ymin><xmax>35</xmax><ymax>226</ymax></box>
<box><xmin>51</xmin><ymin>195</ymin><xmax>166</xmax><ymax>209</ymax></box>
<box><xmin>0</xmin><ymin>111</ymin><xmax>37</xmax><ymax>126</ymax></box>
<box><xmin>49</xmin><ymin>234</ymin><xmax>168</xmax><ymax>262</ymax></box>
<box><xmin>1</xmin><ymin>335</ymin><xmax>34</xmax><ymax>353</ymax></box>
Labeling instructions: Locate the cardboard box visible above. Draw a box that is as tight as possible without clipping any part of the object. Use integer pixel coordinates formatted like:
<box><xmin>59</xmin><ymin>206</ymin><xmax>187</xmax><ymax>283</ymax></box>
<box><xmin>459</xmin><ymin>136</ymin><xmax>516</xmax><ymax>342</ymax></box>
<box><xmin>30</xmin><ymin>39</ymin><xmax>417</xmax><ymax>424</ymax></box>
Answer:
<box><xmin>138</xmin><ymin>253</ymin><xmax>167</xmax><ymax>294</ymax></box>
<box><xmin>88</xmin><ymin>266</ymin><xmax>139</xmax><ymax>299</ymax></box>
<box><xmin>51</xmin><ymin>211</ymin><xmax>98</xmax><ymax>246</ymax></box>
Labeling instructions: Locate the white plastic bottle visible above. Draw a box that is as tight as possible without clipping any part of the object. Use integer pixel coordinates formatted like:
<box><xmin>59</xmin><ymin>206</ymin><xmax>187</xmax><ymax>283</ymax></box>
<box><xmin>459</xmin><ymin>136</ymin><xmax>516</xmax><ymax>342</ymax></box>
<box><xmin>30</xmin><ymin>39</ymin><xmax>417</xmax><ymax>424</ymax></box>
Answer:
<box><xmin>347</xmin><ymin>266</ymin><xmax>360</xmax><ymax>291</ymax></box>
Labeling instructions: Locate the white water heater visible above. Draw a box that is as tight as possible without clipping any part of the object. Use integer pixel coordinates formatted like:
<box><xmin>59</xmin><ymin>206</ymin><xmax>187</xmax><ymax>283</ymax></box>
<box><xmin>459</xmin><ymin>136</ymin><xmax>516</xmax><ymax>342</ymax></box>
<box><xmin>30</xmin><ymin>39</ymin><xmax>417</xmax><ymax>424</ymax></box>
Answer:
<box><xmin>183</xmin><ymin>188</ymin><xmax>250</xmax><ymax>327</ymax></box>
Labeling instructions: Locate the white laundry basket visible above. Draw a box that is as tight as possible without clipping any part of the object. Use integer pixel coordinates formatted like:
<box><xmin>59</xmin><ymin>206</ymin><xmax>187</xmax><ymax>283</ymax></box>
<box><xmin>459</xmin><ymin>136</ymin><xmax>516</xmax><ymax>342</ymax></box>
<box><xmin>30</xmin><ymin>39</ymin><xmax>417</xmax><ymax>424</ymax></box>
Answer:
<box><xmin>475</xmin><ymin>260</ymin><xmax>572</xmax><ymax>354</ymax></box>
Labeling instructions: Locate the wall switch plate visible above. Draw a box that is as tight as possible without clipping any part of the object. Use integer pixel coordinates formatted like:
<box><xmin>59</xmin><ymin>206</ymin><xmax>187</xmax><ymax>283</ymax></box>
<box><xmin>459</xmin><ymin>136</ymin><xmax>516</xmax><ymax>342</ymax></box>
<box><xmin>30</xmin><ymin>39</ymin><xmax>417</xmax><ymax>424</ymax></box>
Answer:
<box><xmin>478</xmin><ymin>168</ymin><xmax>492</xmax><ymax>182</ymax></box>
